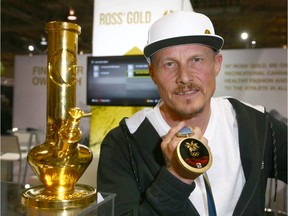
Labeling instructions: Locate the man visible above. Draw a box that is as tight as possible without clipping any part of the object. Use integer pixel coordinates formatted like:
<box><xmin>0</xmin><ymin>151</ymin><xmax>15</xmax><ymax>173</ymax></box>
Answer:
<box><xmin>97</xmin><ymin>11</ymin><xmax>287</xmax><ymax>215</ymax></box>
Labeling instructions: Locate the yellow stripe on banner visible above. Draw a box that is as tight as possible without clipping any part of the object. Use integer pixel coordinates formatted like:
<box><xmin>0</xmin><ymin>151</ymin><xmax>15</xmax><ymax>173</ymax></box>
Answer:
<box><xmin>125</xmin><ymin>47</ymin><xmax>143</xmax><ymax>55</ymax></box>
<box><xmin>89</xmin><ymin>106</ymin><xmax>145</xmax><ymax>147</ymax></box>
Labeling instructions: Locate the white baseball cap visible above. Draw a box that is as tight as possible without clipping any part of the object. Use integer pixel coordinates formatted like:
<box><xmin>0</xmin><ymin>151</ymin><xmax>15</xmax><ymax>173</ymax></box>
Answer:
<box><xmin>143</xmin><ymin>11</ymin><xmax>224</xmax><ymax>63</ymax></box>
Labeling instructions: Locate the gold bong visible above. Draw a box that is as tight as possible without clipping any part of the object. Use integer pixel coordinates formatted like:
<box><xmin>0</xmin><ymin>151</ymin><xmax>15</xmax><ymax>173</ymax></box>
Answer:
<box><xmin>21</xmin><ymin>21</ymin><xmax>97</xmax><ymax>214</ymax></box>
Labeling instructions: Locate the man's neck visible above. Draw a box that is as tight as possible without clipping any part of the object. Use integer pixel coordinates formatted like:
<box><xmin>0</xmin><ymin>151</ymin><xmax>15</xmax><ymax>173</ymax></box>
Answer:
<box><xmin>159</xmin><ymin>103</ymin><xmax>211</xmax><ymax>134</ymax></box>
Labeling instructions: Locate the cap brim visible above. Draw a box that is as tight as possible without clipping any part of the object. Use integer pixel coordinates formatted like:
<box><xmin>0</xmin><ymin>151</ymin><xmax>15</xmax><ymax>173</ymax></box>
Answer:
<box><xmin>144</xmin><ymin>35</ymin><xmax>224</xmax><ymax>60</ymax></box>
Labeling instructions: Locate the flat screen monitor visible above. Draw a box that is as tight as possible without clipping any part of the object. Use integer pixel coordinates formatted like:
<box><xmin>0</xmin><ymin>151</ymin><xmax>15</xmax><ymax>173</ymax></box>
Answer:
<box><xmin>86</xmin><ymin>55</ymin><xmax>160</xmax><ymax>106</ymax></box>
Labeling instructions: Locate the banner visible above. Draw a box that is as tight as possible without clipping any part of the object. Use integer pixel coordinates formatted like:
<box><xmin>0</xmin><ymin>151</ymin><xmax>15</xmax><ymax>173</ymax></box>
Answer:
<box><xmin>92</xmin><ymin>0</ymin><xmax>193</xmax><ymax>56</ymax></box>
<box><xmin>215</xmin><ymin>48</ymin><xmax>287</xmax><ymax>121</ymax></box>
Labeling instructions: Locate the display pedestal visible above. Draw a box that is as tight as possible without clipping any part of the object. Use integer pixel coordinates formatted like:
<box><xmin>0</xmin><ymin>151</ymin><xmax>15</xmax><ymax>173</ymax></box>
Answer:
<box><xmin>1</xmin><ymin>181</ymin><xmax>116</xmax><ymax>216</ymax></box>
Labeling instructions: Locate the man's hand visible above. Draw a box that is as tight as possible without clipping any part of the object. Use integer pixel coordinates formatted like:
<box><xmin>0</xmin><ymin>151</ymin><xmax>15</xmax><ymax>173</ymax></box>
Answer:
<box><xmin>161</xmin><ymin>122</ymin><xmax>208</xmax><ymax>184</ymax></box>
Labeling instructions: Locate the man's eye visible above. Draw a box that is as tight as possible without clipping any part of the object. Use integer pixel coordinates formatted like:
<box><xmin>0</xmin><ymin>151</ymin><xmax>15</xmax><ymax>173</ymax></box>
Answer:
<box><xmin>165</xmin><ymin>62</ymin><xmax>174</xmax><ymax>67</ymax></box>
<box><xmin>193</xmin><ymin>57</ymin><xmax>203</xmax><ymax>63</ymax></box>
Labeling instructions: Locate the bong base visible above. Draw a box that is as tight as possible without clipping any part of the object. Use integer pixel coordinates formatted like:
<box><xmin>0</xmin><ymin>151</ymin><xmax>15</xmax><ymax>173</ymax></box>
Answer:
<box><xmin>22</xmin><ymin>184</ymin><xmax>97</xmax><ymax>214</ymax></box>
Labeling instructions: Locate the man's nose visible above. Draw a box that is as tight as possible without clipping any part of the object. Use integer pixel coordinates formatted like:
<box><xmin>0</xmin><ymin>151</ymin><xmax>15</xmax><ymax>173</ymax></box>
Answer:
<box><xmin>176</xmin><ymin>66</ymin><xmax>194</xmax><ymax>84</ymax></box>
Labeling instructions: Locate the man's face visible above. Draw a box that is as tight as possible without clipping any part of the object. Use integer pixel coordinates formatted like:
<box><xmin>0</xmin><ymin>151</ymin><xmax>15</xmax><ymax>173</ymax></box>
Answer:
<box><xmin>149</xmin><ymin>44</ymin><xmax>222</xmax><ymax>119</ymax></box>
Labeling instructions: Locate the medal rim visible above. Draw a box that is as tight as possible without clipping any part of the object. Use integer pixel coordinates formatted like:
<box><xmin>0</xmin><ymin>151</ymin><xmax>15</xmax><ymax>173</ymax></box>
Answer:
<box><xmin>176</xmin><ymin>137</ymin><xmax>212</xmax><ymax>173</ymax></box>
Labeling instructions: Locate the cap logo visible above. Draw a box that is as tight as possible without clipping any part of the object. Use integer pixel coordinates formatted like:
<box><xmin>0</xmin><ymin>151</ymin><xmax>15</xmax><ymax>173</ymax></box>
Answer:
<box><xmin>204</xmin><ymin>29</ymin><xmax>211</xmax><ymax>34</ymax></box>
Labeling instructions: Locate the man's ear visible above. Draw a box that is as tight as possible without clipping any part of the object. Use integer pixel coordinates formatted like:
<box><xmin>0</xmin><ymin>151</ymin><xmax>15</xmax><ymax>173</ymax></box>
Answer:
<box><xmin>149</xmin><ymin>64</ymin><xmax>157</xmax><ymax>84</ymax></box>
<box><xmin>214</xmin><ymin>53</ymin><xmax>223</xmax><ymax>76</ymax></box>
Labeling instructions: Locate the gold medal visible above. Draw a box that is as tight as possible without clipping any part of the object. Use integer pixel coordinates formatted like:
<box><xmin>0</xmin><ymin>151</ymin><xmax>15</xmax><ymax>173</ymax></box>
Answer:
<box><xmin>176</xmin><ymin>126</ymin><xmax>212</xmax><ymax>179</ymax></box>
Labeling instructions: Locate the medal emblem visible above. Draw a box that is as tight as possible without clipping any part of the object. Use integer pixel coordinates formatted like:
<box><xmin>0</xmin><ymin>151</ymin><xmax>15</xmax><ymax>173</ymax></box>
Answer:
<box><xmin>176</xmin><ymin>126</ymin><xmax>212</xmax><ymax>178</ymax></box>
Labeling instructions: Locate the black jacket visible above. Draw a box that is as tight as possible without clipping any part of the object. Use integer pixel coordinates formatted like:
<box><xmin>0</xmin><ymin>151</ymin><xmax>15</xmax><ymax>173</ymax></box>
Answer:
<box><xmin>97</xmin><ymin>98</ymin><xmax>287</xmax><ymax>216</ymax></box>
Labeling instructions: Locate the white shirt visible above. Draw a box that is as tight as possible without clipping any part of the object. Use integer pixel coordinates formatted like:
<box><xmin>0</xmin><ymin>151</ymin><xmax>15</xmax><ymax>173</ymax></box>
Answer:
<box><xmin>126</xmin><ymin>97</ymin><xmax>264</xmax><ymax>215</ymax></box>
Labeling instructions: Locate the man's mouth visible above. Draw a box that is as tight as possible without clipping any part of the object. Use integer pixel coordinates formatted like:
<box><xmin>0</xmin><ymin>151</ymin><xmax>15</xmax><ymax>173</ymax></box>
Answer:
<box><xmin>176</xmin><ymin>88</ymin><xmax>199</xmax><ymax>95</ymax></box>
